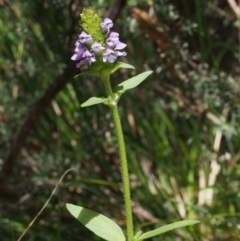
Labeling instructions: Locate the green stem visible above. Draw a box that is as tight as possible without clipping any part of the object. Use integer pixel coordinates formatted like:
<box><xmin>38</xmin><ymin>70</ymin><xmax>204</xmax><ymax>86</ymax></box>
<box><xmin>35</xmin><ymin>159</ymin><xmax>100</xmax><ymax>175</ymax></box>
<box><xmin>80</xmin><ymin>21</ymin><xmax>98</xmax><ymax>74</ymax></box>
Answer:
<box><xmin>102</xmin><ymin>75</ymin><xmax>134</xmax><ymax>241</ymax></box>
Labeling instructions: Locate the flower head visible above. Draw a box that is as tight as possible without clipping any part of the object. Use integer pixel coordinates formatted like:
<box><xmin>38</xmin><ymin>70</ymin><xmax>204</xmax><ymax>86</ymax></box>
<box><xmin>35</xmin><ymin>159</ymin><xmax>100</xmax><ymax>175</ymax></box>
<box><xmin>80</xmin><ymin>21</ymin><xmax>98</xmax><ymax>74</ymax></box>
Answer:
<box><xmin>71</xmin><ymin>9</ymin><xmax>127</xmax><ymax>68</ymax></box>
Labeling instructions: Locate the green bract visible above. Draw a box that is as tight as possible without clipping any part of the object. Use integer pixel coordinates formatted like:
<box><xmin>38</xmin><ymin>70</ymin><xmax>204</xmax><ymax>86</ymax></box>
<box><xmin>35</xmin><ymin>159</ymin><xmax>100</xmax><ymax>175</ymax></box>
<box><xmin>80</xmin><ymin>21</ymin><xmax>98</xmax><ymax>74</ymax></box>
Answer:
<box><xmin>74</xmin><ymin>62</ymin><xmax>135</xmax><ymax>81</ymax></box>
<box><xmin>80</xmin><ymin>8</ymin><xmax>105</xmax><ymax>45</ymax></box>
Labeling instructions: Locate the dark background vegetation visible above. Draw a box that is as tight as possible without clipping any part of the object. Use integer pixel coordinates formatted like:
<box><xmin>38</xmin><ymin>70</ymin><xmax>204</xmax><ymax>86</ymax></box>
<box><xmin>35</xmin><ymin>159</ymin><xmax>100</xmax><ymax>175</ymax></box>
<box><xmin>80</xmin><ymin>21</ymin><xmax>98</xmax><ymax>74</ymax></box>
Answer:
<box><xmin>0</xmin><ymin>0</ymin><xmax>240</xmax><ymax>240</ymax></box>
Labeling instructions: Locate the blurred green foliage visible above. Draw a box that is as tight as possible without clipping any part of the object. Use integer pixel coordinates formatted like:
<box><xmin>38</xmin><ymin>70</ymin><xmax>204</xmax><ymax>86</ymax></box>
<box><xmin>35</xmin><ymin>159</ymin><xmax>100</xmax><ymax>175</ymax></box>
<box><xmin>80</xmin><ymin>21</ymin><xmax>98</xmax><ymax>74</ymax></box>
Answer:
<box><xmin>0</xmin><ymin>0</ymin><xmax>240</xmax><ymax>240</ymax></box>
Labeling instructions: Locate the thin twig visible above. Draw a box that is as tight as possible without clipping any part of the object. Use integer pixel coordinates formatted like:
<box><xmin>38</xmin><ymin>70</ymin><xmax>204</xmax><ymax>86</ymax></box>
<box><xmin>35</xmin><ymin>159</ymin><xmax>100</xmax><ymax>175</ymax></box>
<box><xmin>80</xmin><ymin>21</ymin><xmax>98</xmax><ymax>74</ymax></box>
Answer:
<box><xmin>17</xmin><ymin>168</ymin><xmax>78</xmax><ymax>241</ymax></box>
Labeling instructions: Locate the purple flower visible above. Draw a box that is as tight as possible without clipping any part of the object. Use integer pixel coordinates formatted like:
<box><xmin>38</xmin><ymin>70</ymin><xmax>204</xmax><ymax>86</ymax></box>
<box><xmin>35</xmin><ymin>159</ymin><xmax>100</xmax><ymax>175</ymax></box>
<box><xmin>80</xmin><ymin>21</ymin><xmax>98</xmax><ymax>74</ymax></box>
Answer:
<box><xmin>82</xmin><ymin>49</ymin><xmax>96</xmax><ymax>62</ymax></box>
<box><xmin>103</xmin><ymin>48</ymin><xmax>117</xmax><ymax>63</ymax></box>
<box><xmin>114</xmin><ymin>50</ymin><xmax>127</xmax><ymax>57</ymax></box>
<box><xmin>71</xmin><ymin>41</ymin><xmax>86</xmax><ymax>61</ymax></box>
<box><xmin>105</xmin><ymin>32</ymin><xmax>127</xmax><ymax>59</ymax></box>
<box><xmin>79</xmin><ymin>31</ymin><xmax>92</xmax><ymax>44</ymax></box>
<box><xmin>91</xmin><ymin>42</ymin><xmax>104</xmax><ymax>53</ymax></box>
<box><xmin>112</xmin><ymin>41</ymin><xmax>127</xmax><ymax>56</ymax></box>
<box><xmin>75</xmin><ymin>49</ymin><xmax>96</xmax><ymax>68</ymax></box>
<box><xmin>114</xmin><ymin>41</ymin><xmax>126</xmax><ymax>50</ymax></box>
<box><xmin>101</xmin><ymin>18</ymin><xmax>113</xmax><ymax>33</ymax></box>
<box><xmin>106</xmin><ymin>32</ymin><xmax>119</xmax><ymax>47</ymax></box>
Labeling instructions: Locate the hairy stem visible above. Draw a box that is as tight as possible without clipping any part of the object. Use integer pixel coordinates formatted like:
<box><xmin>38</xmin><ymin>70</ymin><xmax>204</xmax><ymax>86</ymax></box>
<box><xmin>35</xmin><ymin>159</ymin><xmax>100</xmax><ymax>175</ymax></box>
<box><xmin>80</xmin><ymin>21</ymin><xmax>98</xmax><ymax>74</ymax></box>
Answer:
<box><xmin>102</xmin><ymin>76</ymin><xmax>134</xmax><ymax>241</ymax></box>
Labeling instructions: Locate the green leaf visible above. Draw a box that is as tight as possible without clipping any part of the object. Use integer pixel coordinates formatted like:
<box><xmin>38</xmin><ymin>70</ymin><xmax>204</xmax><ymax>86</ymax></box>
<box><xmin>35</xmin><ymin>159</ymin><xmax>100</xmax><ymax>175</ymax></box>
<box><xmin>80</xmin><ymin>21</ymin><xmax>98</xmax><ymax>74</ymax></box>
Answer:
<box><xmin>73</xmin><ymin>62</ymin><xmax>135</xmax><ymax>80</ymax></box>
<box><xmin>113</xmin><ymin>62</ymin><xmax>135</xmax><ymax>71</ymax></box>
<box><xmin>73</xmin><ymin>73</ymin><xmax>82</xmax><ymax>79</ymax></box>
<box><xmin>73</xmin><ymin>70</ymin><xmax>99</xmax><ymax>79</ymax></box>
<box><xmin>81</xmin><ymin>97</ymin><xmax>106</xmax><ymax>107</ymax></box>
<box><xmin>99</xmin><ymin>62</ymin><xmax>135</xmax><ymax>78</ymax></box>
<box><xmin>113</xmin><ymin>71</ymin><xmax>153</xmax><ymax>94</ymax></box>
<box><xmin>139</xmin><ymin>220</ymin><xmax>200</xmax><ymax>240</ymax></box>
<box><xmin>80</xmin><ymin>69</ymin><xmax>100</xmax><ymax>77</ymax></box>
<box><xmin>66</xmin><ymin>204</ymin><xmax>125</xmax><ymax>241</ymax></box>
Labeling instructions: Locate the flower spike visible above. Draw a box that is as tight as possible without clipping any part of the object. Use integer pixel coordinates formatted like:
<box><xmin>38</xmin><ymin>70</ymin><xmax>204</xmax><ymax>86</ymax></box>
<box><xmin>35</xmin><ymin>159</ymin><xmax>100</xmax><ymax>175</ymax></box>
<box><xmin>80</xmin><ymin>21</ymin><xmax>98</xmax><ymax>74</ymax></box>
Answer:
<box><xmin>71</xmin><ymin>8</ymin><xmax>127</xmax><ymax>69</ymax></box>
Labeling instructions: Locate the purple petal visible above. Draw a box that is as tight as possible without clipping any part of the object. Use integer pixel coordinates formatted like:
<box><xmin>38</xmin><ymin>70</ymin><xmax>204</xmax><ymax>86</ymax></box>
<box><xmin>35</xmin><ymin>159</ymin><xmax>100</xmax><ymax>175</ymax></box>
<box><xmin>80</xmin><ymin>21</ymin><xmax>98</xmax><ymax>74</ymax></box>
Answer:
<box><xmin>75</xmin><ymin>41</ymin><xmax>83</xmax><ymax>49</ymax></box>
<box><xmin>83</xmin><ymin>50</ymin><xmax>96</xmax><ymax>63</ymax></box>
<box><xmin>82</xmin><ymin>49</ymin><xmax>92</xmax><ymax>58</ymax></box>
<box><xmin>114</xmin><ymin>41</ymin><xmax>126</xmax><ymax>50</ymax></box>
<box><xmin>91</xmin><ymin>42</ymin><xmax>104</xmax><ymax>53</ymax></box>
<box><xmin>109</xmin><ymin>32</ymin><xmax>119</xmax><ymax>38</ymax></box>
<box><xmin>101</xmin><ymin>18</ymin><xmax>113</xmax><ymax>32</ymax></box>
<box><xmin>115</xmin><ymin>51</ymin><xmax>127</xmax><ymax>56</ymax></box>
<box><xmin>79</xmin><ymin>31</ymin><xmax>92</xmax><ymax>44</ymax></box>
<box><xmin>71</xmin><ymin>53</ymin><xmax>82</xmax><ymax>61</ymax></box>
<box><xmin>103</xmin><ymin>48</ymin><xmax>117</xmax><ymax>63</ymax></box>
<box><xmin>103</xmin><ymin>48</ymin><xmax>115</xmax><ymax>55</ymax></box>
<box><xmin>74</xmin><ymin>49</ymin><xmax>96</xmax><ymax>68</ymax></box>
<box><xmin>76</xmin><ymin>56</ymin><xmax>96</xmax><ymax>68</ymax></box>
<box><xmin>74</xmin><ymin>43</ymin><xmax>86</xmax><ymax>54</ymax></box>
<box><xmin>106</xmin><ymin>32</ymin><xmax>120</xmax><ymax>47</ymax></box>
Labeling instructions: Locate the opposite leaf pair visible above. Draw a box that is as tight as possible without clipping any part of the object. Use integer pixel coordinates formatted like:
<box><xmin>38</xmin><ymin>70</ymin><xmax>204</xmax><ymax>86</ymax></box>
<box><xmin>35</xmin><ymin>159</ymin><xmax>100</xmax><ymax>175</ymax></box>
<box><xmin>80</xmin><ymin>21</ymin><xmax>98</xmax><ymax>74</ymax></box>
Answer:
<box><xmin>80</xmin><ymin>63</ymin><xmax>152</xmax><ymax>108</ymax></box>
<box><xmin>66</xmin><ymin>204</ymin><xmax>200</xmax><ymax>241</ymax></box>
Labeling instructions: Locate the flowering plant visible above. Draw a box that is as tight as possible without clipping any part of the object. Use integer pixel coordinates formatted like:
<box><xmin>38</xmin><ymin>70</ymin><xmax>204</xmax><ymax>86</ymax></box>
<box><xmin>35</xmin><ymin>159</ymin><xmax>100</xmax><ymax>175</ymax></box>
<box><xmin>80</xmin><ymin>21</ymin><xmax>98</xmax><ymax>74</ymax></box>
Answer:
<box><xmin>66</xmin><ymin>8</ymin><xmax>199</xmax><ymax>241</ymax></box>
